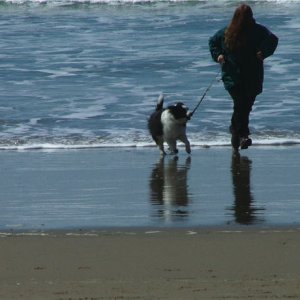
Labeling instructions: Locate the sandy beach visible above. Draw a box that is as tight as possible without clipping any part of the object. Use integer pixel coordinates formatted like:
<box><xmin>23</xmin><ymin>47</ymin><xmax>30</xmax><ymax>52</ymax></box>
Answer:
<box><xmin>1</xmin><ymin>146</ymin><xmax>300</xmax><ymax>299</ymax></box>
<box><xmin>1</xmin><ymin>0</ymin><xmax>300</xmax><ymax>297</ymax></box>
<box><xmin>1</xmin><ymin>229</ymin><xmax>300</xmax><ymax>300</ymax></box>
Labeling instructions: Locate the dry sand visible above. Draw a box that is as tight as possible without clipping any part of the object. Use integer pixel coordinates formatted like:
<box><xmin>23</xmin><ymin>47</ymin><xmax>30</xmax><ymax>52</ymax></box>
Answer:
<box><xmin>1</xmin><ymin>229</ymin><xmax>300</xmax><ymax>300</ymax></box>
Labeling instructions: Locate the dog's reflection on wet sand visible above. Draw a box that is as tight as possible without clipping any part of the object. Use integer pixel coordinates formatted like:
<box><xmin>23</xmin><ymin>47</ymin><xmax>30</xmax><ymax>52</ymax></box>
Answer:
<box><xmin>150</xmin><ymin>156</ymin><xmax>191</xmax><ymax>222</ymax></box>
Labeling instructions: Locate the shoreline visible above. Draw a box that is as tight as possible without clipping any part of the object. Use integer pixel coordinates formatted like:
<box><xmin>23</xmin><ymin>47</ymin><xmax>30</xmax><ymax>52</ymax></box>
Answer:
<box><xmin>1</xmin><ymin>142</ymin><xmax>300</xmax><ymax>152</ymax></box>
<box><xmin>1</xmin><ymin>223</ymin><xmax>300</xmax><ymax>236</ymax></box>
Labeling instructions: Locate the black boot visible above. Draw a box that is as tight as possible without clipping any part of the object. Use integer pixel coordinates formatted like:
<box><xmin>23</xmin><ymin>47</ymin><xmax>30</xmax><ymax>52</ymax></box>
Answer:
<box><xmin>240</xmin><ymin>137</ymin><xmax>252</xmax><ymax>150</ymax></box>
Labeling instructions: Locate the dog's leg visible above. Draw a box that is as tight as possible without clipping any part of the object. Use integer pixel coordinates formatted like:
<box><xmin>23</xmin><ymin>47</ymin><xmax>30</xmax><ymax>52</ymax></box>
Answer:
<box><xmin>180</xmin><ymin>135</ymin><xmax>191</xmax><ymax>154</ymax></box>
<box><xmin>156</xmin><ymin>137</ymin><xmax>166</xmax><ymax>156</ymax></box>
<box><xmin>166</xmin><ymin>139</ymin><xmax>178</xmax><ymax>155</ymax></box>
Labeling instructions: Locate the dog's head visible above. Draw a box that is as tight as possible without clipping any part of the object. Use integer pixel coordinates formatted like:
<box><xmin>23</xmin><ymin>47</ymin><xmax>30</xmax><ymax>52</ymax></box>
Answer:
<box><xmin>167</xmin><ymin>102</ymin><xmax>191</xmax><ymax>122</ymax></box>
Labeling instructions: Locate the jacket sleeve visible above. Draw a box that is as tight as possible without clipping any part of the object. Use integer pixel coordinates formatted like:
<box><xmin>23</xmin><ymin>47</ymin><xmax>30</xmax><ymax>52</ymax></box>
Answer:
<box><xmin>209</xmin><ymin>28</ymin><xmax>226</xmax><ymax>62</ymax></box>
<box><xmin>257</xmin><ymin>25</ymin><xmax>279</xmax><ymax>59</ymax></box>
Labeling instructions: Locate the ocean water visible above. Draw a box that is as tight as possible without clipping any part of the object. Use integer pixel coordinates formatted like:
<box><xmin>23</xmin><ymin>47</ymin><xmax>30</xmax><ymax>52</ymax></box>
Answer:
<box><xmin>1</xmin><ymin>0</ymin><xmax>300</xmax><ymax>150</ymax></box>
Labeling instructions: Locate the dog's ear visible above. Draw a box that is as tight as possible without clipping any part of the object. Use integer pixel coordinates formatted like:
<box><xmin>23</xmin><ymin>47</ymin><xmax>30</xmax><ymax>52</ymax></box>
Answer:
<box><xmin>176</xmin><ymin>102</ymin><xmax>189</xmax><ymax>112</ymax></box>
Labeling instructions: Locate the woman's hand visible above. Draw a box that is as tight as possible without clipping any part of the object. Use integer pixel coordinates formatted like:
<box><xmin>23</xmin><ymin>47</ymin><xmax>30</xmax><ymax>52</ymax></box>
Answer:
<box><xmin>257</xmin><ymin>51</ymin><xmax>264</xmax><ymax>61</ymax></box>
<box><xmin>217</xmin><ymin>54</ymin><xmax>225</xmax><ymax>64</ymax></box>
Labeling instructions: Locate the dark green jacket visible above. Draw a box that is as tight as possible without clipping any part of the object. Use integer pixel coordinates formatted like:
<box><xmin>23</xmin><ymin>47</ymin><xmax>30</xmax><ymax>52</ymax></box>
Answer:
<box><xmin>209</xmin><ymin>23</ymin><xmax>278</xmax><ymax>95</ymax></box>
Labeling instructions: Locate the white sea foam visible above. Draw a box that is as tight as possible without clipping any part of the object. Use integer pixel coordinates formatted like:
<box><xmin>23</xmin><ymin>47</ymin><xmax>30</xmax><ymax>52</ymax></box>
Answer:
<box><xmin>38</xmin><ymin>68</ymin><xmax>78</xmax><ymax>78</ymax></box>
<box><xmin>1</xmin><ymin>133</ymin><xmax>300</xmax><ymax>151</ymax></box>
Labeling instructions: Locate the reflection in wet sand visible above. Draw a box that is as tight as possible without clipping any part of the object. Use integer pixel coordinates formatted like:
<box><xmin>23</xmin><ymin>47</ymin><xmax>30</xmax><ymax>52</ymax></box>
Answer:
<box><xmin>150</xmin><ymin>156</ymin><xmax>191</xmax><ymax>223</ymax></box>
<box><xmin>231</xmin><ymin>153</ymin><xmax>264</xmax><ymax>225</ymax></box>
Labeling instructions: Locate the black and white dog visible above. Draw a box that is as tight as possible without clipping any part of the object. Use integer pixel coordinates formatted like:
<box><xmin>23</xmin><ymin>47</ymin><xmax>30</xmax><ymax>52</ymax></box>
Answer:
<box><xmin>148</xmin><ymin>95</ymin><xmax>191</xmax><ymax>155</ymax></box>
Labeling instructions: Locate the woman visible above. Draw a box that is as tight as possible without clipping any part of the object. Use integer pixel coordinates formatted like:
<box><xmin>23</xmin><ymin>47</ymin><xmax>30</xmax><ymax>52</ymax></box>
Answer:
<box><xmin>209</xmin><ymin>4</ymin><xmax>278</xmax><ymax>150</ymax></box>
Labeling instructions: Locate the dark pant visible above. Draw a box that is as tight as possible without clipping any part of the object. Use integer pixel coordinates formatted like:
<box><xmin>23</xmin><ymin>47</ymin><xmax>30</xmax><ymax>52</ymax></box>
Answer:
<box><xmin>228</xmin><ymin>85</ymin><xmax>256</xmax><ymax>138</ymax></box>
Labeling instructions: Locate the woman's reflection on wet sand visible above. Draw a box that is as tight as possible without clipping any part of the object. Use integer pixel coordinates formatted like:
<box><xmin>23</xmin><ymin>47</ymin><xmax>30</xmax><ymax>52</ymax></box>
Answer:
<box><xmin>231</xmin><ymin>153</ymin><xmax>264</xmax><ymax>225</ymax></box>
<box><xmin>150</xmin><ymin>156</ymin><xmax>191</xmax><ymax>222</ymax></box>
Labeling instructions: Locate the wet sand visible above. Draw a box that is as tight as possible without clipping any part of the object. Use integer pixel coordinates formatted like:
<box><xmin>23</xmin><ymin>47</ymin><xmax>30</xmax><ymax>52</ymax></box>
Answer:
<box><xmin>1</xmin><ymin>229</ymin><xmax>300</xmax><ymax>300</ymax></box>
<box><xmin>1</xmin><ymin>146</ymin><xmax>300</xmax><ymax>229</ymax></box>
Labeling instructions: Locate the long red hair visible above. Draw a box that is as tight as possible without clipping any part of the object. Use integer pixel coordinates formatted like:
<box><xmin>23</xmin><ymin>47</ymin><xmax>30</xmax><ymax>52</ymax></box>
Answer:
<box><xmin>225</xmin><ymin>4</ymin><xmax>255</xmax><ymax>51</ymax></box>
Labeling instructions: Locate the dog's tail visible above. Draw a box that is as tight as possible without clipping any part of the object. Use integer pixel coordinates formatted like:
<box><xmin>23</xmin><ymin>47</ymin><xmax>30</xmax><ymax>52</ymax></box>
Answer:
<box><xmin>156</xmin><ymin>94</ymin><xmax>164</xmax><ymax>111</ymax></box>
